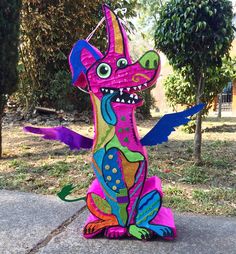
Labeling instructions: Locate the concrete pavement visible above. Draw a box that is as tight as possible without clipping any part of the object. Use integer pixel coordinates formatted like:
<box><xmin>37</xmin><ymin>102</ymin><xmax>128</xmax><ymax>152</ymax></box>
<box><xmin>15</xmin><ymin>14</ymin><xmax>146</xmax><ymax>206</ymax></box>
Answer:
<box><xmin>0</xmin><ymin>190</ymin><xmax>236</xmax><ymax>254</ymax></box>
<box><xmin>0</xmin><ymin>190</ymin><xmax>84</xmax><ymax>254</ymax></box>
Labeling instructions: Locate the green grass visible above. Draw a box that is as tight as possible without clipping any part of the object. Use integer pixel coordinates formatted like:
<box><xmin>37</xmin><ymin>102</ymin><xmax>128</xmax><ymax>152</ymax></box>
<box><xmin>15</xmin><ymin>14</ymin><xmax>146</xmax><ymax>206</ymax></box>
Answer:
<box><xmin>181</xmin><ymin>166</ymin><xmax>210</xmax><ymax>184</ymax></box>
<box><xmin>9</xmin><ymin>159</ymin><xmax>29</xmax><ymax>173</ymax></box>
<box><xmin>1</xmin><ymin>156</ymin><xmax>94</xmax><ymax>196</ymax></box>
<box><xmin>162</xmin><ymin>186</ymin><xmax>236</xmax><ymax>216</ymax></box>
<box><xmin>47</xmin><ymin>161</ymin><xmax>70</xmax><ymax>177</ymax></box>
<box><xmin>1</xmin><ymin>119</ymin><xmax>236</xmax><ymax>216</ymax></box>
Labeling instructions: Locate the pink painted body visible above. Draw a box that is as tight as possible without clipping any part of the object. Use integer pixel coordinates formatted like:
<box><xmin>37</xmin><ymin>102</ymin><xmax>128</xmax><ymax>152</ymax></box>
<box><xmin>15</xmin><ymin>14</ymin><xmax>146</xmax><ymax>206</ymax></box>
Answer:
<box><xmin>68</xmin><ymin>5</ymin><xmax>176</xmax><ymax>240</ymax></box>
<box><xmin>25</xmin><ymin>4</ymin><xmax>205</xmax><ymax>241</ymax></box>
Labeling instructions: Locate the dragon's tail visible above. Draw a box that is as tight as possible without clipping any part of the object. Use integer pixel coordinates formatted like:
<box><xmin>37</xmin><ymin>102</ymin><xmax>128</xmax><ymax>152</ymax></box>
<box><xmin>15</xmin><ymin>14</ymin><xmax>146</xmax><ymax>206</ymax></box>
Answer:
<box><xmin>57</xmin><ymin>184</ymin><xmax>86</xmax><ymax>202</ymax></box>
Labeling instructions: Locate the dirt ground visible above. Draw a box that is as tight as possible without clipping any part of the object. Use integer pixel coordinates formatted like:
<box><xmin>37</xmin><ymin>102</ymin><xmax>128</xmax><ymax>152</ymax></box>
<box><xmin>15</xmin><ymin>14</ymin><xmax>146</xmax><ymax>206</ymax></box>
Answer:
<box><xmin>1</xmin><ymin>116</ymin><xmax>236</xmax><ymax>216</ymax></box>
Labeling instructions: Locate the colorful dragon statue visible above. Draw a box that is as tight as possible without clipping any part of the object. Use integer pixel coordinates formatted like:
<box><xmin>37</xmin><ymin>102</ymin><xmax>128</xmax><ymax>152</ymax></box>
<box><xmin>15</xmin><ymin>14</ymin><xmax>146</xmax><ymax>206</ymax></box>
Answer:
<box><xmin>25</xmin><ymin>5</ymin><xmax>204</xmax><ymax>240</ymax></box>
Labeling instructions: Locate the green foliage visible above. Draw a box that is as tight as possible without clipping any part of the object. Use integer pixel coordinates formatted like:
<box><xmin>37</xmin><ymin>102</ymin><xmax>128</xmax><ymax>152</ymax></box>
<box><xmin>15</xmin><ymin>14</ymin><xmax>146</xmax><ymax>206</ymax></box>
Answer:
<box><xmin>164</xmin><ymin>57</ymin><xmax>236</xmax><ymax>108</ymax></box>
<box><xmin>138</xmin><ymin>87</ymin><xmax>155</xmax><ymax>118</ymax></box>
<box><xmin>137</xmin><ymin>0</ymin><xmax>167</xmax><ymax>39</ymax></box>
<box><xmin>19</xmin><ymin>0</ymin><xmax>137</xmax><ymax>112</ymax></box>
<box><xmin>0</xmin><ymin>0</ymin><xmax>21</xmax><ymax>157</ymax></box>
<box><xmin>181</xmin><ymin>119</ymin><xmax>196</xmax><ymax>134</ymax></box>
<box><xmin>0</xmin><ymin>0</ymin><xmax>21</xmax><ymax>96</ymax></box>
<box><xmin>155</xmin><ymin>0</ymin><xmax>234</xmax><ymax>162</ymax></box>
<box><xmin>46</xmin><ymin>70</ymin><xmax>84</xmax><ymax>111</ymax></box>
<box><xmin>155</xmin><ymin>0</ymin><xmax>234</xmax><ymax>76</ymax></box>
<box><xmin>164</xmin><ymin>70</ymin><xmax>195</xmax><ymax>107</ymax></box>
<box><xmin>164</xmin><ymin>57</ymin><xmax>236</xmax><ymax>133</ymax></box>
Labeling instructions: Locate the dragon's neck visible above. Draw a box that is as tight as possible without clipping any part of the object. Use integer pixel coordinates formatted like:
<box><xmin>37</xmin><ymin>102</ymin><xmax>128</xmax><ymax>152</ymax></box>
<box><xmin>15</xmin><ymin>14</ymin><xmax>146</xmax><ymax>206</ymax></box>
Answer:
<box><xmin>91</xmin><ymin>94</ymin><xmax>143</xmax><ymax>154</ymax></box>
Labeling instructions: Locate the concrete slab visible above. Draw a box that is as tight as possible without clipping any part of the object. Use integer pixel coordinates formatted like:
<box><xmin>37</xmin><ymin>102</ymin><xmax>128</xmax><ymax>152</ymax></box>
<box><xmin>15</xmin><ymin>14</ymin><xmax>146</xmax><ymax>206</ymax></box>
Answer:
<box><xmin>40</xmin><ymin>210</ymin><xmax>236</xmax><ymax>254</ymax></box>
<box><xmin>0</xmin><ymin>190</ymin><xmax>85</xmax><ymax>254</ymax></box>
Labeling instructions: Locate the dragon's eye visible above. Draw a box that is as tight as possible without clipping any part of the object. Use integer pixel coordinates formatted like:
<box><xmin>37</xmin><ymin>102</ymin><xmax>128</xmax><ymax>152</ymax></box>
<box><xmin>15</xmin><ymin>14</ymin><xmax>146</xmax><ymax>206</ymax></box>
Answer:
<box><xmin>117</xmin><ymin>58</ymin><xmax>128</xmax><ymax>68</ymax></box>
<box><xmin>96</xmin><ymin>63</ymin><xmax>112</xmax><ymax>79</ymax></box>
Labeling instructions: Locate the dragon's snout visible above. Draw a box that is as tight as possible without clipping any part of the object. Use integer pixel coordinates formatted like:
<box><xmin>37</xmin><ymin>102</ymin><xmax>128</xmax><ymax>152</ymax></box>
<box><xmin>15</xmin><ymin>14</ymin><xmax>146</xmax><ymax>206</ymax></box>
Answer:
<box><xmin>139</xmin><ymin>51</ymin><xmax>160</xmax><ymax>70</ymax></box>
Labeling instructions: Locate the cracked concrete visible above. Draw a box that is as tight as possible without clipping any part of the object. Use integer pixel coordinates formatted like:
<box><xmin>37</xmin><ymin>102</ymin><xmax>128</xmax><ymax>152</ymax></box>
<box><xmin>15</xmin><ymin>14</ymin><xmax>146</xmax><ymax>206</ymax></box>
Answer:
<box><xmin>1</xmin><ymin>190</ymin><xmax>236</xmax><ymax>254</ymax></box>
<box><xmin>0</xmin><ymin>190</ymin><xmax>85</xmax><ymax>254</ymax></box>
<box><xmin>39</xmin><ymin>210</ymin><xmax>236</xmax><ymax>254</ymax></box>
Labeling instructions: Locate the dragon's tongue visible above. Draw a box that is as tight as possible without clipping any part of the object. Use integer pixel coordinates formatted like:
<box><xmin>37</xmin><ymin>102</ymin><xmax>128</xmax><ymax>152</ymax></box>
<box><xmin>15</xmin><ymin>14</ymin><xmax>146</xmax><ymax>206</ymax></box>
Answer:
<box><xmin>101</xmin><ymin>92</ymin><xmax>118</xmax><ymax>125</ymax></box>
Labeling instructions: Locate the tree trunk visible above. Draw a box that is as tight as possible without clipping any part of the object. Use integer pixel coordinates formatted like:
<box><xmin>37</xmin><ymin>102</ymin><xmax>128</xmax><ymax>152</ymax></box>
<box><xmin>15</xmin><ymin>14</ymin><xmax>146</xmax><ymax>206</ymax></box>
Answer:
<box><xmin>0</xmin><ymin>113</ymin><xmax>2</xmax><ymax>159</ymax></box>
<box><xmin>0</xmin><ymin>95</ymin><xmax>4</xmax><ymax>158</ymax></box>
<box><xmin>194</xmin><ymin>109</ymin><xmax>202</xmax><ymax>164</ymax></box>
<box><xmin>218</xmin><ymin>93</ymin><xmax>222</xmax><ymax>118</ymax></box>
<box><xmin>194</xmin><ymin>74</ymin><xmax>205</xmax><ymax>165</ymax></box>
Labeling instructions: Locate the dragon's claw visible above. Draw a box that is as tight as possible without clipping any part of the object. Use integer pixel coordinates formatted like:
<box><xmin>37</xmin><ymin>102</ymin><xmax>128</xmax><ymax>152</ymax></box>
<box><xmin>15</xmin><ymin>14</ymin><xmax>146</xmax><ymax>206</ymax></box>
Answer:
<box><xmin>129</xmin><ymin>225</ymin><xmax>151</xmax><ymax>240</ymax></box>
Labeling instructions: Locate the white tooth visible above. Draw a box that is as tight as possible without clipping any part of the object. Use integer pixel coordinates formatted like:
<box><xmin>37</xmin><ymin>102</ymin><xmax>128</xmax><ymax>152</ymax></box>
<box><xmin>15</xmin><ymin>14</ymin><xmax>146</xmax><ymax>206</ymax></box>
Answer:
<box><xmin>138</xmin><ymin>85</ymin><xmax>142</xmax><ymax>90</ymax></box>
<box><xmin>120</xmin><ymin>88</ymin><xmax>123</xmax><ymax>92</ymax></box>
<box><xmin>120</xmin><ymin>91</ymin><xmax>123</xmax><ymax>95</ymax></box>
<box><xmin>110</xmin><ymin>90</ymin><xmax>114</xmax><ymax>93</ymax></box>
<box><xmin>130</xmin><ymin>94</ymin><xmax>134</xmax><ymax>98</ymax></box>
<box><xmin>116</xmin><ymin>98</ymin><xmax>120</xmax><ymax>102</ymax></box>
<box><xmin>132</xmin><ymin>100</ymin><xmax>135</xmax><ymax>104</ymax></box>
<box><xmin>121</xmin><ymin>99</ymin><xmax>125</xmax><ymax>103</ymax></box>
<box><xmin>105</xmin><ymin>89</ymin><xmax>108</xmax><ymax>92</ymax></box>
<box><xmin>127</xmin><ymin>87</ymin><xmax>130</xmax><ymax>91</ymax></box>
<box><xmin>133</xmin><ymin>86</ymin><xmax>137</xmax><ymax>90</ymax></box>
<box><xmin>128</xmin><ymin>100</ymin><xmax>131</xmax><ymax>103</ymax></box>
<box><xmin>134</xmin><ymin>95</ymin><xmax>138</xmax><ymax>99</ymax></box>
<box><xmin>101</xmin><ymin>88</ymin><xmax>104</xmax><ymax>91</ymax></box>
<box><xmin>144</xmin><ymin>83</ymin><xmax>147</xmax><ymax>87</ymax></box>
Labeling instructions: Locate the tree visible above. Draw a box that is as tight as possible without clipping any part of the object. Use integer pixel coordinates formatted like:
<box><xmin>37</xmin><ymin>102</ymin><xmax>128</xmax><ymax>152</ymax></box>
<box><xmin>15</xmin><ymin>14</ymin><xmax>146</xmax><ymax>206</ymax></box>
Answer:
<box><xmin>136</xmin><ymin>0</ymin><xmax>166</xmax><ymax>39</ymax></box>
<box><xmin>164</xmin><ymin>57</ymin><xmax>236</xmax><ymax>111</ymax></box>
<box><xmin>128</xmin><ymin>0</ymin><xmax>167</xmax><ymax>117</ymax></box>
<box><xmin>0</xmin><ymin>0</ymin><xmax>21</xmax><ymax>158</ymax></box>
<box><xmin>19</xmin><ymin>0</ymin><xmax>137</xmax><ymax>113</ymax></box>
<box><xmin>155</xmin><ymin>0</ymin><xmax>234</xmax><ymax>164</ymax></box>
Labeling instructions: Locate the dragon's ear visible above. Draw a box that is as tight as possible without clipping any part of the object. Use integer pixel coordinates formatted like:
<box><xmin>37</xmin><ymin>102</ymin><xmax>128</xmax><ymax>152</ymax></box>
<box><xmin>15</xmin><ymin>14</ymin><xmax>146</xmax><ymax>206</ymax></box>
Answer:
<box><xmin>103</xmin><ymin>5</ymin><xmax>131</xmax><ymax>62</ymax></box>
<box><xmin>69</xmin><ymin>40</ymin><xmax>103</xmax><ymax>89</ymax></box>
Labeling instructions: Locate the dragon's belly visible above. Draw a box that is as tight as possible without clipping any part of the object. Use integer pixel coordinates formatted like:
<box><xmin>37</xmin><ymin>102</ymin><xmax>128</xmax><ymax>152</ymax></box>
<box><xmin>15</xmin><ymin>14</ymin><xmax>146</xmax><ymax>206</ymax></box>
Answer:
<box><xmin>93</xmin><ymin>146</ymin><xmax>147</xmax><ymax>225</ymax></box>
<box><xmin>102</xmin><ymin>147</ymin><xmax>143</xmax><ymax>192</ymax></box>
<box><xmin>92</xmin><ymin>135</ymin><xmax>147</xmax><ymax>226</ymax></box>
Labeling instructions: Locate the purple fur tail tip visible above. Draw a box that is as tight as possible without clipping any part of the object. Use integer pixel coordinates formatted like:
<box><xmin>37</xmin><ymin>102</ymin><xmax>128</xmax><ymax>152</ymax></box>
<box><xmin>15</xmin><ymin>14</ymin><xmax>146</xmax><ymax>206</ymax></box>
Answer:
<box><xmin>24</xmin><ymin>126</ymin><xmax>93</xmax><ymax>150</ymax></box>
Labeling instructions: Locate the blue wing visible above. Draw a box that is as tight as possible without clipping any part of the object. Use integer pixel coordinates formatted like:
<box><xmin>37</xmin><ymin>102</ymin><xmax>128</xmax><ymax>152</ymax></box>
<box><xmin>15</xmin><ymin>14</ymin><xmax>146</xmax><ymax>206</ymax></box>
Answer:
<box><xmin>24</xmin><ymin>126</ymin><xmax>93</xmax><ymax>150</ymax></box>
<box><xmin>140</xmin><ymin>103</ymin><xmax>205</xmax><ymax>146</ymax></box>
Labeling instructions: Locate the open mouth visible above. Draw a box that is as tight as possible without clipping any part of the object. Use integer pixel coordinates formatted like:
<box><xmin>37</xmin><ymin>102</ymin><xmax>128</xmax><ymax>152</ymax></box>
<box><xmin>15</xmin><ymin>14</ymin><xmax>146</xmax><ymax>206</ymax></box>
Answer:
<box><xmin>99</xmin><ymin>83</ymin><xmax>150</xmax><ymax>125</ymax></box>
<box><xmin>101</xmin><ymin>87</ymin><xmax>143</xmax><ymax>104</ymax></box>
<box><xmin>100</xmin><ymin>82</ymin><xmax>149</xmax><ymax>105</ymax></box>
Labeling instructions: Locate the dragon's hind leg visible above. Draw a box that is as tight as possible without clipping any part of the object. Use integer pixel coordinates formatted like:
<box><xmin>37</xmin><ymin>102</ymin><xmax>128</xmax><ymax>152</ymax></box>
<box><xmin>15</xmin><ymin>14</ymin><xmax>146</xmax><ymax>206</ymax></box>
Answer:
<box><xmin>83</xmin><ymin>192</ymin><xmax>119</xmax><ymax>238</ymax></box>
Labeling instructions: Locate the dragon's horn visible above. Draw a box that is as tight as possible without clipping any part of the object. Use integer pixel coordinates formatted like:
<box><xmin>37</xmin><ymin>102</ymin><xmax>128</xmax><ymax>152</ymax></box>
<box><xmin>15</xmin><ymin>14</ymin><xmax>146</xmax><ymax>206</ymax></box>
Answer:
<box><xmin>103</xmin><ymin>5</ymin><xmax>130</xmax><ymax>58</ymax></box>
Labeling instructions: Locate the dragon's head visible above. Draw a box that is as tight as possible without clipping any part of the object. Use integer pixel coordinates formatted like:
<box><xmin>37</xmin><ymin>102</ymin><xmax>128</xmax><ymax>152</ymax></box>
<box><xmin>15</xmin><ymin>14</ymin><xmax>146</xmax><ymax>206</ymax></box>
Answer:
<box><xmin>69</xmin><ymin>5</ymin><xmax>160</xmax><ymax>124</ymax></box>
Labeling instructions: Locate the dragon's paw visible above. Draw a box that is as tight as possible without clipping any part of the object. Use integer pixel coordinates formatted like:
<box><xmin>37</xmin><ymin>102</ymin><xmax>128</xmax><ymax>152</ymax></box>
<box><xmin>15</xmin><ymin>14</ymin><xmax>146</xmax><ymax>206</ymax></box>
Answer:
<box><xmin>128</xmin><ymin>225</ymin><xmax>151</xmax><ymax>240</ymax></box>
<box><xmin>150</xmin><ymin>225</ymin><xmax>174</xmax><ymax>238</ymax></box>
<box><xmin>83</xmin><ymin>220</ymin><xmax>103</xmax><ymax>237</ymax></box>
<box><xmin>105</xmin><ymin>226</ymin><xmax>127</xmax><ymax>239</ymax></box>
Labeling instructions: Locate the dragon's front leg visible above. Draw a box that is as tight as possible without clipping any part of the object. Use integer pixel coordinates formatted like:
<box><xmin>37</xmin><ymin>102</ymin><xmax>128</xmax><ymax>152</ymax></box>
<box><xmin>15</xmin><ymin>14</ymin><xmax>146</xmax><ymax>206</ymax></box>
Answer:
<box><xmin>129</xmin><ymin>177</ymin><xmax>175</xmax><ymax>240</ymax></box>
